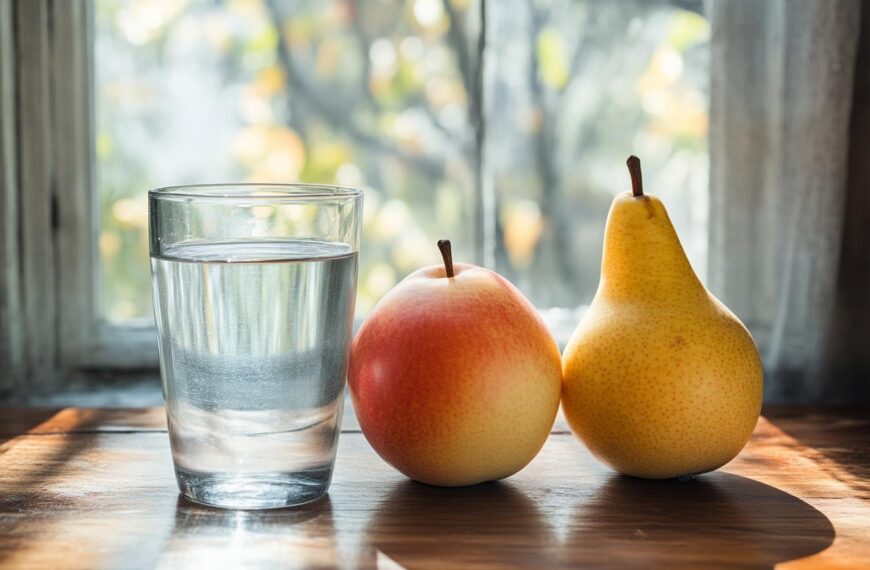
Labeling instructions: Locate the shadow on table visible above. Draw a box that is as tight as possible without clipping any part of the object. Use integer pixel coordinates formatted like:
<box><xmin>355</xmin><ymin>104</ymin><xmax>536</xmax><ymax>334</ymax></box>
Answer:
<box><xmin>562</xmin><ymin>471</ymin><xmax>835</xmax><ymax>569</ymax></box>
<box><xmin>0</xmin><ymin>408</ymin><xmax>62</xmax><ymax>446</ymax></box>
<box><xmin>363</xmin><ymin>480</ymin><xmax>556</xmax><ymax>569</ymax></box>
<box><xmin>362</xmin><ymin>472</ymin><xmax>834</xmax><ymax>569</ymax></box>
<box><xmin>762</xmin><ymin>407</ymin><xmax>870</xmax><ymax>490</ymax></box>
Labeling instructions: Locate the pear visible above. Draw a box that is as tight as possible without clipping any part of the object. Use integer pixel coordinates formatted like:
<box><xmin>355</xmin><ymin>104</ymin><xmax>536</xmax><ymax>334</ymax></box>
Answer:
<box><xmin>562</xmin><ymin>156</ymin><xmax>763</xmax><ymax>479</ymax></box>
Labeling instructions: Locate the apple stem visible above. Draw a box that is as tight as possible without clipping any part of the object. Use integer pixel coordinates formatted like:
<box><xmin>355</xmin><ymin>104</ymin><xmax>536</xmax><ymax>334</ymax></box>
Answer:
<box><xmin>437</xmin><ymin>239</ymin><xmax>455</xmax><ymax>278</ymax></box>
<box><xmin>627</xmin><ymin>155</ymin><xmax>643</xmax><ymax>197</ymax></box>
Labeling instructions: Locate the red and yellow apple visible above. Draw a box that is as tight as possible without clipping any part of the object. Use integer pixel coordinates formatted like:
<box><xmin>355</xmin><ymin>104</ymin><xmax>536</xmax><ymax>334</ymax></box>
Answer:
<box><xmin>348</xmin><ymin>240</ymin><xmax>561</xmax><ymax>487</ymax></box>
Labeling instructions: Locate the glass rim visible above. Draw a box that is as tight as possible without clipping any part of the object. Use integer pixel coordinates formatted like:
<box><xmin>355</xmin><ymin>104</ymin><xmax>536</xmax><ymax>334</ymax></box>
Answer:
<box><xmin>148</xmin><ymin>183</ymin><xmax>363</xmax><ymax>202</ymax></box>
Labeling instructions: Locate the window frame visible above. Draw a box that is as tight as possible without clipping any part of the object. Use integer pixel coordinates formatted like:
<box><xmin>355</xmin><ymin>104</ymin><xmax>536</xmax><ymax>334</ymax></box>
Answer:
<box><xmin>1</xmin><ymin>0</ymin><xmax>158</xmax><ymax>390</ymax></box>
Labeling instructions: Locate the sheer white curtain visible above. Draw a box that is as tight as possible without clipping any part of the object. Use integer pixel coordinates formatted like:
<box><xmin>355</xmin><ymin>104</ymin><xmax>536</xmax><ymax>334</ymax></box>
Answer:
<box><xmin>709</xmin><ymin>0</ymin><xmax>867</xmax><ymax>403</ymax></box>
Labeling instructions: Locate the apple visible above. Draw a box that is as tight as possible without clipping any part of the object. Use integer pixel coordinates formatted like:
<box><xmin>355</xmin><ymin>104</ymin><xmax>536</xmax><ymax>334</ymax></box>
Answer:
<box><xmin>348</xmin><ymin>240</ymin><xmax>562</xmax><ymax>486</ymax></box>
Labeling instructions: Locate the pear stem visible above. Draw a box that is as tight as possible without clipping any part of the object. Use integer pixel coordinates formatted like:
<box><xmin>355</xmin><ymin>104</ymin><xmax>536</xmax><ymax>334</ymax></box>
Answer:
<box><xmin>437</xmin><ymin>239</ymin><xmax>455</xmax><ymax>278</ymax></box>
<box><xmin>627</xmin><ymin>155</ymin><xmax>643</xmax><ymax>197</ymax></box>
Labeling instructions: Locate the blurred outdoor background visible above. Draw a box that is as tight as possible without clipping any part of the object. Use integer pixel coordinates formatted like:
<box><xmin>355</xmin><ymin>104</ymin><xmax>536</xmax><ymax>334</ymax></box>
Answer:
<box><xmin>95</xmin><ymin>0</ymin><xmax>709</xmax><ymax>329</ymax></box>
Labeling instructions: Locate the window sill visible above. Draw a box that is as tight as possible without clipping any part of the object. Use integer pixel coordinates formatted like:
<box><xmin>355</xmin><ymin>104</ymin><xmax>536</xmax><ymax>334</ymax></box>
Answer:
<box><xmin>0</xmin><ymin>371</ymin><xmax>163</xmax><ymax>408</ymax></box>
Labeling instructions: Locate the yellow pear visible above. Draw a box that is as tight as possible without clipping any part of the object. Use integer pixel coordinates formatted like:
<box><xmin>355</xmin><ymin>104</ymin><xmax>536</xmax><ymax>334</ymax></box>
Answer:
<box><xmin>562</xmin><ymin>156</ymin><xmax>763</xmax><ymax>479</ymax></box>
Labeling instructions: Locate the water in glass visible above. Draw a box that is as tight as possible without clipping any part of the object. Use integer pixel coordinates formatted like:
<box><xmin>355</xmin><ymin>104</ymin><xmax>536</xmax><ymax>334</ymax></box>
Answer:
<box><xmin>151</xmin><ymin>239</ymin><xmax>357</xmax><ymax>509</ymax></box>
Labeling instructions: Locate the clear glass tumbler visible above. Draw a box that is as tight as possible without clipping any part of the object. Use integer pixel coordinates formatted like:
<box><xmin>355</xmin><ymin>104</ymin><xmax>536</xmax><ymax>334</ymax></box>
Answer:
<box><xmin>149</xmin><ymin>184</ymin><xmax>362</xmax><ymax>509</ymax></box>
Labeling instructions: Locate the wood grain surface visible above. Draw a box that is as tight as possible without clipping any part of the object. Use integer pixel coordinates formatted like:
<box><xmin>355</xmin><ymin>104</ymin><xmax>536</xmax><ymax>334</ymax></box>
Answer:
<box><xmin>0</xmin><ymin>406</ymin><xmax>867</xmax><ymax>569</ymax></box>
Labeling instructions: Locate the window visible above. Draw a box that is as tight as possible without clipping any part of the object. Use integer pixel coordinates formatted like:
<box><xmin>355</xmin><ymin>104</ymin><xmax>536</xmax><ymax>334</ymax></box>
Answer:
<box><xmin>483</xmin><ymin>1</ymin><xmax>708</xmax><ymax>340</ymax></box>
<box><xmin>94</xmin><ymin>0</ymin><xmax>709</xmax><ymax>359</ymax></box>
<box><xmin>4</xmin><ymin>1</ymin><xmax>866</xmax><ymax>402</ymax></box>
<box><xmin>95</xmin><ymin>0</ymin><xmax>479</xmax><ymax>324</ymax></box>
<box><xmin>0</xmin><ymin>0</ymin><xmax>710</xmax><ymax>383</ymax></box>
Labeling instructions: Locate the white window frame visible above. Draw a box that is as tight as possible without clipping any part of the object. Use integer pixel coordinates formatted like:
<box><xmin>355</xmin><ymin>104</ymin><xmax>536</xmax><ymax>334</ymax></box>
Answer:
<box><xmin>1</xmin><ymin>0</ymin><xmax>159</xmax><ymax>393</ymax></box>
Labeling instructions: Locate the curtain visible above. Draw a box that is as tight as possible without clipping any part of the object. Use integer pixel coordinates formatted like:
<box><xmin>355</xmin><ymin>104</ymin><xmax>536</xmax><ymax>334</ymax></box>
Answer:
<box><xmin>709</xmin><ymin>0</ymin><xmax>868</xmax><ymax>404</ymax></box>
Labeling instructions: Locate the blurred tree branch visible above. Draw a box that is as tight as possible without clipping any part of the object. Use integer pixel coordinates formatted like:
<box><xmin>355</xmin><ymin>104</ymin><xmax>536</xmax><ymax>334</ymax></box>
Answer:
<box><xmin>345</xmin><ymin>0</ymin><xmax>381</xmax><ymax>111</ymax></box>
<box><xmin>673</xmin><ymin>0</ymin><xmax>704</xmax><ymax>16</ymax></box>
<box><xmin>442</xmin><ymin>0</ymin><xmax>481</xmax><ymax>151</ymax></box>
<box><xmin>347</xmin><ymin>0</ymin><xmax>462</xmax><ymax>147</ymax></box>
<box><xmin>442</xmin><ymin>0</ymin><xmax>474</xmax><ymax>105</ymax></box>
<box><xmin>263</xmin><ymin>0</ymin><xmax>446</xmax><ymax>178</ymax></box>
<box><xmin>443</xmin><ymin>0</ymin><xmax>490</xmax><ymax>265</ymax></box>
<box><xmin>527</xmin><ymin>0</ymin><xmax>576</xmax><ymax>289</ymax></box>
<box><xmin>522</xmin><ymin>0</ymin><xmax>676</xmax><ymax>303</ymax></box>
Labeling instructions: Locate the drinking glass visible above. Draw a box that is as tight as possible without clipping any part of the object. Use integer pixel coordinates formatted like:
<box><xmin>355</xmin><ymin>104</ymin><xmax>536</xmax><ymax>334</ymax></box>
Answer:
<box><xmin>149</xmin><ymin>184</ymin><xmax>362</xmax><ymax>509</ymax></box>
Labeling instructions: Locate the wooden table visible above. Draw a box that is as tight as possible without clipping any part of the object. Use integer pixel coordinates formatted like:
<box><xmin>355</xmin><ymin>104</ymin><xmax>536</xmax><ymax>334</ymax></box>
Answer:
<box><xmin>0</xmin><ymin>406</ymin><xmax>867</xmax><ymax>569</ymax></box>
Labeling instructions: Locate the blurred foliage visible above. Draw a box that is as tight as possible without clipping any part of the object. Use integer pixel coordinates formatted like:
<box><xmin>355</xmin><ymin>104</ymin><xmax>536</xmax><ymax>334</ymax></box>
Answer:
<box><xmin>95</xmin><ymin>0</ymin><xmax>709</xmax><ymax>323</ymax></box>
<box><xmin>96</xmin><ymin>0</ymin><xmax>475</xmax><ymax>320</ymax></box>
<box><xmin>486</xmin><ymin>0</ymin><xmax>710</xmax><ymax>312</ymax></box>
